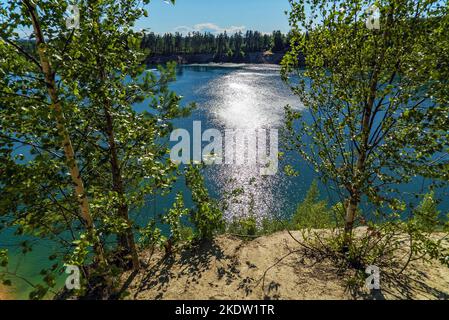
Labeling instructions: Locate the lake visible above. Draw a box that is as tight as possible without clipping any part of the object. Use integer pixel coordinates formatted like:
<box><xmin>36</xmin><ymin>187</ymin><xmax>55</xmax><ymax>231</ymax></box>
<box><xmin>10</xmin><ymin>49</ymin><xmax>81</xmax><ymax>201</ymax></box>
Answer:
<box><xmin>2</xmin><ymin>64</ymin><xmax>318</xmax><ymax>299</ymax></box>
<box><xmin>134</xmin><ymin>64</ymin><xmax>318</xmax><ymax>225</ymax></box>
<box><xmin>2</xmin><ymin>64</ymin><xmax>447</xmax><ymax>299</ymax></box>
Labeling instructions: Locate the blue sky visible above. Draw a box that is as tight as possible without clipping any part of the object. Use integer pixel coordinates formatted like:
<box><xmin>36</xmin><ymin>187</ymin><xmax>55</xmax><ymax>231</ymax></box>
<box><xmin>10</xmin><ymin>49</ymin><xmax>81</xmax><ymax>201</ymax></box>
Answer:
<box><xmin>136</xmin><ymin>0</ymin><xmax>292</xmax><ymax>34</ymax></box>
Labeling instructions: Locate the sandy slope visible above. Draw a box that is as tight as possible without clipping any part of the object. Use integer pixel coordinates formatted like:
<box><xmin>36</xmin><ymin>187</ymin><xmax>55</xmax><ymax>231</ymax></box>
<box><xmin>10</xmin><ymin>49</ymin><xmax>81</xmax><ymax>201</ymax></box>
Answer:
<box><xmin>124</xmin><ymin>230</ymin><xmax>449</xmax><ymax>300</ymax></box>
<box><xmin>0</xmin><ymin>284</ymin><xmax>14</xmax><ymax>300</ymax></box>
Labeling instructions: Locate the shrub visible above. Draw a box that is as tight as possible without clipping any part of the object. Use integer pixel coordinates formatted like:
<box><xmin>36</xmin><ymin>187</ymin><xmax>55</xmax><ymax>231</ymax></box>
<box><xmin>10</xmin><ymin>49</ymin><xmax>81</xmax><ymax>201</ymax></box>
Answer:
<box><xmin>162</xmin><ymin>193</ymin><xmax>190</xmax><ymax>245</ymax></box>
<box><xmin>261</xmin><ymin>217</ymin><xmax>291</xmax><ymax>234</ymax></box>
<box><xmin>292</xmin><ymin>180</ymin><xmax>335</xmax><ymax>229</ymax></box>
<box><xmin>413</xmin><ymin>191</ymin><xmax>441</xmax><ymax>232</ymax></box>
<box><xmin>185</xmin><ymin>165</ymin><xmax>224</xmax><ymax>239</ymax></box>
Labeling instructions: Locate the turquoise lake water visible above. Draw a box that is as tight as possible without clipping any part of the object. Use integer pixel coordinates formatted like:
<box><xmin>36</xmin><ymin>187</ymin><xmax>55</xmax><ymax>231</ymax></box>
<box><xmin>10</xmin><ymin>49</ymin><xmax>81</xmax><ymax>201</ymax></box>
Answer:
<box><xmin>1</xmin><ymin>64</ymin><xmax>447</xmax><ymax>299</ymax></box>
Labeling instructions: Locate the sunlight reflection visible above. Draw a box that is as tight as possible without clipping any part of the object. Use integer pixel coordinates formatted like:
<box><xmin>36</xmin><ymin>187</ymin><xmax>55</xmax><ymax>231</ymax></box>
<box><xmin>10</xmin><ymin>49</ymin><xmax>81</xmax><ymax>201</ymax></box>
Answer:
<box><xmin>200</xmin><ymin>65</ymin><xmax>303</xmax><ymax>222</ymax></box>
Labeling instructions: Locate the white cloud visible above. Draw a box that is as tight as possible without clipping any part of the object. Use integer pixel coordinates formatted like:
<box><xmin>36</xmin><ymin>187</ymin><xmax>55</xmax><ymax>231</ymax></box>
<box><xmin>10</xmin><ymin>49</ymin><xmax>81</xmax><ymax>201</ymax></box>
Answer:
<box><xmin>173</xmin><ymin>22</ymin><xmax>246</xmax><ymax>35</ymax></box>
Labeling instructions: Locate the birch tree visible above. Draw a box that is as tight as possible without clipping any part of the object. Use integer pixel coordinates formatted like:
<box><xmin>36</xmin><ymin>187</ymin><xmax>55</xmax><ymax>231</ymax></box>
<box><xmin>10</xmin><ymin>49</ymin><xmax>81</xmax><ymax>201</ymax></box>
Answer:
<box><xmin>0</xmin><ymin>0</ymin><xmax>190</xmax><ymax>298</ymax></box>
<box><xmin>282</xmin><ymin>0</ymin><xmax>449</xmax><ymax>249</ymax></box>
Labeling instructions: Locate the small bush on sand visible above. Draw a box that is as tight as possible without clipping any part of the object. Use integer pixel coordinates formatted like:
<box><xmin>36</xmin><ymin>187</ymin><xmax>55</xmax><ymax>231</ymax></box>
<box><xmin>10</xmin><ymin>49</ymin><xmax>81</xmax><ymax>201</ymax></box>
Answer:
<box><xmin>292</xmin><ymin>180</ymin><xmax>335</xmax><ymax>229</ymax></box>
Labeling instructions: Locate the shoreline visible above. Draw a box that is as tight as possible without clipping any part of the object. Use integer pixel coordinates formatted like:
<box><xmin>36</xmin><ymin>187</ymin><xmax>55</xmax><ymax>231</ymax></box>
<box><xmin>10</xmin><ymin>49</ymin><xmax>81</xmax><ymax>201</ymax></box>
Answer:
<box><xmin>144</xmin><ymin>51</ymin><xmax>301</xmax><ymax>66</ymax></box>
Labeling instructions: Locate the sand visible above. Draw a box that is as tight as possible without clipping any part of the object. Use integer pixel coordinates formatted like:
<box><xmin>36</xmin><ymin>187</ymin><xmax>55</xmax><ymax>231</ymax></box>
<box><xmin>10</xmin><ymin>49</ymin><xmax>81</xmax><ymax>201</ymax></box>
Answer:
<box><xmin>0</xmin><ymin>284</ymin><xmax>14</xmax><ymax>300</ymax></box>
<box><xmin>124</xmin><ymin>230</ymin><xmax>449</xmax><ymax>300</ymax></box>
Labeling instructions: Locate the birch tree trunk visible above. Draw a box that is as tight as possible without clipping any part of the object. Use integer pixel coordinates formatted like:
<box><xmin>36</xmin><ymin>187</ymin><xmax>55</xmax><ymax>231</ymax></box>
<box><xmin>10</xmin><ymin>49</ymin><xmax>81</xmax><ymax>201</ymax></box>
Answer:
<box><xmin>103</xmin><ymin>103</ymin><xmax>140</xmax><ymax>270</ymax></box>
<box><xmin>23</xmin><ymin>0</ymin><xmax>106</xmax><ymax>265</ymax></box>
<box><xmin>342</xmin><ymin>10</ymin><xmax>392</xmax><ymax>249</ymax></box>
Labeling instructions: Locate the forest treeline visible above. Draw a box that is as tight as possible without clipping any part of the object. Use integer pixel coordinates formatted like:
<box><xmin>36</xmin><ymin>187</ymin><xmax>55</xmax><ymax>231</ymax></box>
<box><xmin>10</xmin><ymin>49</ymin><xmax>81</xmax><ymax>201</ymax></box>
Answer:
<box><xmin>17</xmin><ymin>30</ymin><xmax>291</xmax><ymax>63</ymax></box>
<box><xmin>141</xmin><ymin>30</ymin><xmax>290</xmax><ymax>57</ymax></box>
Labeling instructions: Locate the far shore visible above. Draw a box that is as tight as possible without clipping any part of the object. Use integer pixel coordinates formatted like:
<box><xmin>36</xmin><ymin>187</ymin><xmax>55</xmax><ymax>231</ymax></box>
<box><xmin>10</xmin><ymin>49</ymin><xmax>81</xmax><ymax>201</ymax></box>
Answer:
<box><xmin>144</xmin><ymin>51</ymin><xmax>305</xmax><ymax>66</ymax></box>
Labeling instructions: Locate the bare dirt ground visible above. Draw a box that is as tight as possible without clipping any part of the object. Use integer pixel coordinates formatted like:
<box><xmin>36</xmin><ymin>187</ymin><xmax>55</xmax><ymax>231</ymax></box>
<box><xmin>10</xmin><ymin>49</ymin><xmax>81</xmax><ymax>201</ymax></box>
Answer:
<box><xmin>123</xmin><ymin>230</ymin><xmax>449</xmax><ymax>300</ymax></box>
<box><xmin>0</xmin><ymin>284</ymin><xmax>14</xmax><ymax>300</ymax></box>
